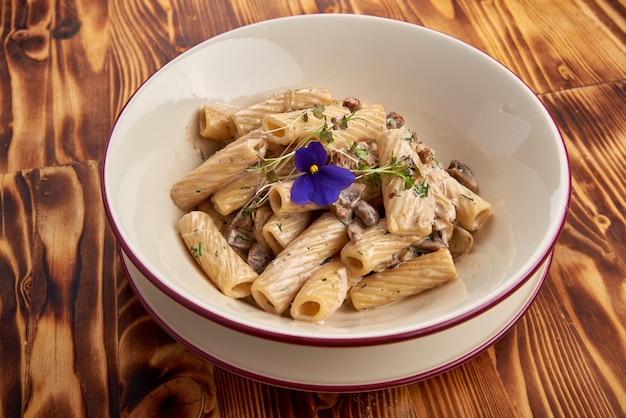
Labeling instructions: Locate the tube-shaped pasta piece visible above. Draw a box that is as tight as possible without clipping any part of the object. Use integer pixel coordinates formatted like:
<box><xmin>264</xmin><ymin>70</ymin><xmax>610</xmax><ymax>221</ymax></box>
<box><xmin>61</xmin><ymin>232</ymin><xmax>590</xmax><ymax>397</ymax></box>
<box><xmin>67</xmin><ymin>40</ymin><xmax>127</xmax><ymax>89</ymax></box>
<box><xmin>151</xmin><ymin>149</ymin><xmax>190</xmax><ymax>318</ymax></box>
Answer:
<box><xmin>198</xmin><ymin>103</ymin><xmax>239</xmax><ymax>141</ymax></box>
<box><xmin>290</xmin><ymin>258</ymin><xmax>348</xmax><ymax>323</ymax></box>
<box><xmin>262</xmin><ymin>211</ymin><xmax>314</xmax><ymax>255</ymax></box>
<box><xmin>268</xmin><ymin>180</ymin><xmax>321</xmax><ymax>214</ymax></box>
<box><xmin>340</xmin><ymin>219</ymin><xmax>417</xmax><ymax>277</ymax></box>
<box><xmin>251</xmin><ymin>212</ymin><xmax>349</xmax><ymax>315</ymax></box>
<box><xmin>425</xmin><ymin>164</ymin><xmax>492</xmax><ymax>231</ymax></box>
<box><xmin>261</xmin><ymin>105</ymin><xmax>349</xmax><ymax>146</ymax></box>
<box><xmin>376</xmin><ymin>128</ymin><xmax>435</xmax><ymax>237</ymax></box>
<box><xmin>440</xmin><ymin>176</ymin><xmax>492</xmax><ymax>231</ymax></box>
<box><xmin>349</xmin><ymin>248</ymin><xmax>457</xmax><ymax>310</ymax></box>
<box><xmin>231</xmin><ymin>93</ymin><xmax>290</xmax><ymax>137</ymax></box>
<box><xmin>231</xmin><ymin>88</ymin><xmax>333</xmax><ymax>137</ymax></box>
<box><xmin>178</xmin><ymin>211</ymin><xmax>258</xmax><ymax>298</ymax></box>
<box><xmin>286</xmin><ymin>87</ymin><xmax>333</xmax><ymax>110</ymax></box>
<box><xmin>327</xmin><ymin>104</ymin><xmax>387</xmax><ymax>150</ymax></box>
<box><xmin>211</xmin><ymin>171</ymin><xmax>262</xmax><ymax>216</ymax></box>
<box><xmin>195</xmin><ymin>198</ymin><xmax>228</xmax><ymax>229</ymax></box>
<box><xmin>171</xmin><ymin>129</ymin><xmax>266</xmax><ymax>211</ymax></box>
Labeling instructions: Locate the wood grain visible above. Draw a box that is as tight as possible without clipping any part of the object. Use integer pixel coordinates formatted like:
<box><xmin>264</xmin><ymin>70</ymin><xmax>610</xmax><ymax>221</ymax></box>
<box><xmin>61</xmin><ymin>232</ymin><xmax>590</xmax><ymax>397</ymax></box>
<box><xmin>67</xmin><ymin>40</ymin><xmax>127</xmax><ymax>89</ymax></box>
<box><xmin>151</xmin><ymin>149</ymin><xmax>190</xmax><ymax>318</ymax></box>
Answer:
<box><xmin>1</xmin><ymin>0</ymin><xmax>625</xmax><ymax>416</ymax></box>
<box><xmin>0</xmin><ymin>162</ymin><xmax>119</xmax><ymax>417</ymax></box>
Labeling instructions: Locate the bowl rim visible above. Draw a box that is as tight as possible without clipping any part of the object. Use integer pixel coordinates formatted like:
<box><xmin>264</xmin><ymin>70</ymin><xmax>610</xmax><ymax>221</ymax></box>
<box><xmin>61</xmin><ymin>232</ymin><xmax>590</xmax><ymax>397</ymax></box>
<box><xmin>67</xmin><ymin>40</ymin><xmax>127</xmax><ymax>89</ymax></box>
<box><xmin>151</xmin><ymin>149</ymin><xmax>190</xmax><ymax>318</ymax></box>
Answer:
<box><xmin>102</xmin><ymin>13</ymin><xmax>571</xmax><ymax>347</ymax></box>
<box><xmin>120</xmin><ymin>247</ymin><xmax>553</xmax><ymax>391</ymax></box>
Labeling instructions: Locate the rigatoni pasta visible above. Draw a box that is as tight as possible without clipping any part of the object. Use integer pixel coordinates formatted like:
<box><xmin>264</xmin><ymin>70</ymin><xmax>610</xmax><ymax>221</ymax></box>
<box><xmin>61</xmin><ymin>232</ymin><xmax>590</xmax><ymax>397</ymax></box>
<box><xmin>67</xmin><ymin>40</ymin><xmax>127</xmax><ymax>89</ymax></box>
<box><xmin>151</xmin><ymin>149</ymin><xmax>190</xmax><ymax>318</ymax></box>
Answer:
<box><xmin>262</xmin><ymin>104</ymin><xmax>348</xmax><ymax>146</ymax></box>
<box><xmin>376</xmin><ymin>127</ymin><xmax>435</xmax><ymax>238</ymax></box>
<box><xmin>211</xmin><ymin>171</ymin><xmax>261</xmax><ymax>216</ymax></box>
<box><xmin>231</xmin><ymin>87</ymin><xmax>333</xmax><ymax>137</ymax></box>
<box><xmin>171</xmin><ymin>129</ymin><xmax>267</xmax><ymax>211</ymax></box>
<box><xmin>172</xmin><ymin>88</ymin><xmax>493</xmax><ymax>322</ymax></box>
<box><xmin>178</xmin><ymin>211</ymin><xmax>258</xmax><ymax>298</ymax></box>
<box><xmin>250</xmin><ymin>212</ymin><xmax>349</xmax><ymax>315</ymax></box>
<box><xmin>290</xmin><ymin>258</ymin><xmax>348</xmax><ymax>323</ymax></box>
<box><xmin>268</xmin><ymin>180</ymin><xmax>321</xmax><ymax>214</ymax></box>
<box><xmin>262</xmin><ymin>211</ymin><xmax>314</xmax><ymax>255</ymax></box>
<box><xmin>340</xmin><ymin>219</ymin><xmax>418</xmax><ymax>277</ymax></box>
<box><xmin>433</xmin><ymin>171</ymin><xmax>492</xmax><ymax>231</ymax></box>
<box><xmin>349</xmin><ymin>248</ymin><xmax>457</xmax><ymax>310</ymax></box>
<box><xmin>326</xmin><ymin>104</ymin><xmax>387</xmax><ymax>149</ymax></box>
<box><xmin>198</xmin><ymin>102</ymin><xmax>239</xmax><ymax>141</ymax></box>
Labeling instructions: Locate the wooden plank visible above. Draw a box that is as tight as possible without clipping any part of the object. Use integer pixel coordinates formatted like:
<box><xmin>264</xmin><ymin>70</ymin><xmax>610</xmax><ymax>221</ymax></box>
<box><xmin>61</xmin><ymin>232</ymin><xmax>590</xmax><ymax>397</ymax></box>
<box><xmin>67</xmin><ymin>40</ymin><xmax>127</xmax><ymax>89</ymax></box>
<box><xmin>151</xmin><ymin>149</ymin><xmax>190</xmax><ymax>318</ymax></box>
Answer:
<box><xmin>0</xmin><ymin>2</ymin><xmax>112</xmax><ymax>172</ymax></box>
<box><xmin>487</xmin><ymin>81</ymin><xmax>626</xmax><ymax>417</ymax></box>
<box><xmin>3</xmin><ymin>0</ymin><xmax>624</xmax><ymax>173</ymax></box>
<box><xmin>0</xmin><ymin>161</ymin><xmax>120</xmax><ymax>417</ymax></box>
<box><xmin>315</xmin><ymin>0</ymin><xmax>626</xmax><ymax>94</ymax></box>
<box><xmin>0</xmin><ymin>163</ymin><xmax>34</xmax><ymax>417</ymax></box>
<box><xmin>540</xmin><ymin>81</ymin><xmax>626</xmax><ymax>414</ymax></box>
<box><xmin>211</xmin><ymin>350</ymin><xmax>517</xmax><ymax>417</ymax></box>
<box><xmin>116</xmin><ymin>272</ymin><xmax>220</xmax><ymax>417</ymax></box>
<box><xmin>454</xmin><ymin>0</ymin><xmax>626</xmax><ymax>93</ymax></box>
<box><xmin>496</xmin><ymin>279</ymin><xmax>624</xmax><ymax>417</ymax></box>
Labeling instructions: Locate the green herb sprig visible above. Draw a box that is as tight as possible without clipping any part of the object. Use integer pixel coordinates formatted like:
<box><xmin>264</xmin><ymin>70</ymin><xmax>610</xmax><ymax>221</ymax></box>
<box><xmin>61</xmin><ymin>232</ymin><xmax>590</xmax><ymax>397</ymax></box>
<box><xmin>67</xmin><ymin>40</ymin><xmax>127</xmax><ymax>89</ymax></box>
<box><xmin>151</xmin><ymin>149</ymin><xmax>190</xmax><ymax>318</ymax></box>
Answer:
<box><xmin>240</xmin><ymin>105</ymin><xmax>428</xmax><ymax>216</ymax></box>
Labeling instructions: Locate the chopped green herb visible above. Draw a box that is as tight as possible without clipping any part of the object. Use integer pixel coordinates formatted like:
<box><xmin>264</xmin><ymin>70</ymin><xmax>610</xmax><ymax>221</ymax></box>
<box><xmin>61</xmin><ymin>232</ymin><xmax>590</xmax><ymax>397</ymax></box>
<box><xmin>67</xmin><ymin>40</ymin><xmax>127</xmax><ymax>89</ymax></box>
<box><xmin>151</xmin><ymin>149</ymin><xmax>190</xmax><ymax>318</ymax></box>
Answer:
<box><xmin>190</xmin><ymin>242</ymin><xmax>203</xmax><ymax>258</ymax></box>
<box><xmin>235</xmin><ymin>234</ymin><xmax>253</xmax><ymax>243</ymax></box>
<box><xmin>312</xmin><ymin>105</ymin><xmax>325</xmax><ymax>119</ymax></box>
<box><xmin>413</xmin><ymin>182</ymin><xmax>430</xmax><ymax>198</ymax></box>
<box><xmin>266</xmin><ymin>170</ymin><xmax>279</xmax><ymax>182</ymax></box>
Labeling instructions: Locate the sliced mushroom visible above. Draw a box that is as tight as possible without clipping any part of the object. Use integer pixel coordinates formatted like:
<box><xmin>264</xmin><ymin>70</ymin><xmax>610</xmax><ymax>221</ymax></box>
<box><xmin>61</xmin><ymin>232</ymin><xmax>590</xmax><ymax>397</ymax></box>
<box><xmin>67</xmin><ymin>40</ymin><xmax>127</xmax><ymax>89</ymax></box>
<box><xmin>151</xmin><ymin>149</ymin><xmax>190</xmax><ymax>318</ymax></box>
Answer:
<box><xmin>330</xmin><ymin>141</ymin><xmax>378</xmax><ymax>171</ymax></box>
<box><xmin>412</xmin><ymin>234</ymin><xmax>447</xmax><ymax>253</ymax></box>
<box><xmin>229</xmin><ymin>211</ymin><xmax>254</xmax><ymax>232</ymax></box>
<box><xmin>347</xmin><ymin>220</ymin><xmax>366</xmax><ymax>242</ymax></box>
<box><xmin>342</xmin><ymin>97</ymin><xmax>362</xmax><ymax>112</ymax></box>
<box><xmin>415</xmin><ymin>142</ymin><xmax>435</xmax><ymax>165</ymax></box>
<box><xmin>329</xmin><ymin>182</ymin><xmax>366</xmax><ymax>222</ymax></box>
<box><xmin>354</xmin><ymin>200</ymin><xmax>380</xmax><ymax>227</ymax></box>
<box><xmin>222</xmin><ymin>225</ymin><xmax>255</xmax><ymax>251</ymax></box>
<box><xmin>385</xmin><ymin>111</ymin><xmax>405</xmax><ymax>129</ymax></box>
<box><xmin>331</xmin><ymin>149</ymin><xmax>358</xmax><ymax>170</ymax></box>
<box><xmin>247</xmin><ymin>242</ymin><xmax>273</xmax><ymax>273</ymax></box>
<box><xmin>446</xmin><ymin>160</ymin><xmax>479</xmax><ymax>193</ymax></box>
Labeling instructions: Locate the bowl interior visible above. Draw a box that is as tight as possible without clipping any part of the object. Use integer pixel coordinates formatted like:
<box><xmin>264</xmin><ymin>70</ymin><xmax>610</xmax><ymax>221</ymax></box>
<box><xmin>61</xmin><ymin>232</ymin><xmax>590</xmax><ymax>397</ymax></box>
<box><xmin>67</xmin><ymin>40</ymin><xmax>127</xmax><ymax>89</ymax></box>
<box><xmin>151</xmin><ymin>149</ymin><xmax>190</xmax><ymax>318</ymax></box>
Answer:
<box><xmin>103</xmin><ymin>14</ymin><xmax>569</xmax><ymax>344</ymax></box>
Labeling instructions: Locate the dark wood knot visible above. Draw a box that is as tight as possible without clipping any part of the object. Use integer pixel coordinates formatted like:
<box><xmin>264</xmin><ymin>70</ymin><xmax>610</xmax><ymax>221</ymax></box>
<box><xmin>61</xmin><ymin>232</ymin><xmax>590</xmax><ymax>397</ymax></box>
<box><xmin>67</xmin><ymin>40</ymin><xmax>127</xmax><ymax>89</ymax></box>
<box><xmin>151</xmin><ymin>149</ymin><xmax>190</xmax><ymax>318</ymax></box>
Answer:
<box><xmin>51</xmin><ymin>17</ymin><xmax>82</xmax><ymax>40</ymax></box>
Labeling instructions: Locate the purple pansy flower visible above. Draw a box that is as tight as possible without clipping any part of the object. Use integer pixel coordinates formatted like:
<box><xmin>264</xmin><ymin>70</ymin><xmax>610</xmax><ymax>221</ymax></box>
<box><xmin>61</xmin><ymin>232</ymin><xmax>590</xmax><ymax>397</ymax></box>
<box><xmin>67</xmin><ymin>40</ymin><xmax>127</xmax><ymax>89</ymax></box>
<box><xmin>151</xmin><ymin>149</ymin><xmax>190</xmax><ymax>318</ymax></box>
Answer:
<box><xmin>291</xmin><ymin>141</ymin><xmax>355</xmax><ymax>206</ymax></box>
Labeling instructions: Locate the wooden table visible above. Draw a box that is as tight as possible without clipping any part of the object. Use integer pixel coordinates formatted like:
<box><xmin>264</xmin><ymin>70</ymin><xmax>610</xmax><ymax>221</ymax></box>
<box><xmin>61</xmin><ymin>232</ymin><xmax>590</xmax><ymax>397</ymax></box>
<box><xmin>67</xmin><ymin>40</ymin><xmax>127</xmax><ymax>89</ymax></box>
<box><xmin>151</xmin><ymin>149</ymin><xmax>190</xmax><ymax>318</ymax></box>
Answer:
<box><xmin>1</xmin><ymin>1</ymin><xmax>625</xmax><ymax>417</ymax></box>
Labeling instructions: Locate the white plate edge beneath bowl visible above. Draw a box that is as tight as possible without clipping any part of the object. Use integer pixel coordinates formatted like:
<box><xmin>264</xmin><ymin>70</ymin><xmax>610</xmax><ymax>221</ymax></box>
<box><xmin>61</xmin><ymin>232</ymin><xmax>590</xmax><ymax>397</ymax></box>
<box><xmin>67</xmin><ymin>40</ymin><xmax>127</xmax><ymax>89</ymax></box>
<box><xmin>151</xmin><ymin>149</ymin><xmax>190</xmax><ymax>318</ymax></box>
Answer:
<box><xmin>121</xmin><ymin>249</ymin><xmax>551</xmax><ymax>392</ymax></box>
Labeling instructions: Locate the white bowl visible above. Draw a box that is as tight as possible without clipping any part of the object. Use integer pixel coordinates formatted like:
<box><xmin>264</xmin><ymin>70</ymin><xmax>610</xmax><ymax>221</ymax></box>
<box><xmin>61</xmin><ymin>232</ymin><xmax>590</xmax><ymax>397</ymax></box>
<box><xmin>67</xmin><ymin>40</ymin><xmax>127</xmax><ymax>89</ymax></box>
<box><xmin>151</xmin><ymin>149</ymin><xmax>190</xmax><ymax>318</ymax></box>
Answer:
<box><xmin>121</xmin><ymin>249</ymin><xmax>552</xmax><ymax>391</ymax></box>
<box><xmin>102</xmin><ymin>14</ymin><xmax>570</xmax><ymax>347</ymax></box>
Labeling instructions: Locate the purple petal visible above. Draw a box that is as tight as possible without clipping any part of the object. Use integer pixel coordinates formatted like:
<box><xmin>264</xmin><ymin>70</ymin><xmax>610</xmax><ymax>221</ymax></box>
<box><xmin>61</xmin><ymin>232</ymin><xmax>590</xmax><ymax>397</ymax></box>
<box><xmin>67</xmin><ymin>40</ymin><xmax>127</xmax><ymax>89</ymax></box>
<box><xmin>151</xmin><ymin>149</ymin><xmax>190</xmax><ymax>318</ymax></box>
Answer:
<box><xmin>294</xmin><ymin>141</ymin><xmax>328</xmax><ymax>173</ymax></box>
<box><xmin>290</xmin><ymin>175</ymin><xmax>314</xmax><ymax>205</ymax></box>
<box><xmin>318</xmin><ymin>165</ymin><xmax>356</xmax><ymax>189</ymax></box>
<box><xmin>308</xmin><ymin>165</ymin><xmax>356</xmax><ymax>206</ymax></box>
<box><xmin>309</xmin><ymin>181</ymin><xmax>341</xmax><ymax>206</ymax></box>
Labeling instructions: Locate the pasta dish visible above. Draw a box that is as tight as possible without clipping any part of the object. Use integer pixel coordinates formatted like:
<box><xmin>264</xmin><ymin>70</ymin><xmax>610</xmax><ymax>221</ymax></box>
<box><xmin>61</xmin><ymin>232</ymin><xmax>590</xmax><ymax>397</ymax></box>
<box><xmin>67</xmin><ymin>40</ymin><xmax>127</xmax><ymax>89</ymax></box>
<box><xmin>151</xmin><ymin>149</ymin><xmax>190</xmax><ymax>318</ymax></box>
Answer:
<box><xmin>170</xmin><ymin>88</ymin><xmax>492</xmax><ymax>323</ymax></box>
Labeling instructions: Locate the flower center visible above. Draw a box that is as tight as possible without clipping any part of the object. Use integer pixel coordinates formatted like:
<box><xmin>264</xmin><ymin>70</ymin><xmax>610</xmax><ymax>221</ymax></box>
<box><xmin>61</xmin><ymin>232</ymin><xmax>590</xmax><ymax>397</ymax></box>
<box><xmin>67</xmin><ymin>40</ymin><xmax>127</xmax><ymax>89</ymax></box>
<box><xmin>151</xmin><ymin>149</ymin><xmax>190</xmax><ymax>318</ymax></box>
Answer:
<box><xmin>309</xmin><ymin>164</ymin><xmax>319</xmax><ymax>174</ymax></box>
